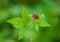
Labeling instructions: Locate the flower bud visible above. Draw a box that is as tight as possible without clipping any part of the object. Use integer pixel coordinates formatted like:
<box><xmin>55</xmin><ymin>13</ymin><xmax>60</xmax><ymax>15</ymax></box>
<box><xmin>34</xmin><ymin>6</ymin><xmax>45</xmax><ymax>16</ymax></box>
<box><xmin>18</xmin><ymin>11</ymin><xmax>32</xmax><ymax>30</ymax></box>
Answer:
<box><xmin>33</xmin><ymin>13</ymin><xmax>39</xmax><ymax>19</ymax></box>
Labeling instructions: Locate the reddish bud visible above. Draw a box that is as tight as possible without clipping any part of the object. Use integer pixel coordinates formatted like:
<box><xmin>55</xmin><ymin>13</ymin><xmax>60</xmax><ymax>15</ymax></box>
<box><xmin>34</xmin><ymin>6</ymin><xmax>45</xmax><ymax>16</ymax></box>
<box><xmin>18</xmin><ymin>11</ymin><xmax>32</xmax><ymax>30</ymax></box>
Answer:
<box><xmin>33</xmin><ymin>13</ymin><xmax>39</xmax><ymax>19</ymax></box>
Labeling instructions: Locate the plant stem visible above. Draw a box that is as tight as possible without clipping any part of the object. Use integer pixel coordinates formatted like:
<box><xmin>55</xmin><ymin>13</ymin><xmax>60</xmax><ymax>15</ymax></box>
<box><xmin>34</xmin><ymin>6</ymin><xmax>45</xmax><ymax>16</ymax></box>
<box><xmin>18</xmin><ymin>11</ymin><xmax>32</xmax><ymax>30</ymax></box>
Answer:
<box><xmin>29</xmin><ymin>26</ymin><xmax>33</xmax><ymax>42</ymax></box>
<box><xmin>30</xmin><ymin>28</ymin><xmax>32</xmax><ymax>42</ymax></box>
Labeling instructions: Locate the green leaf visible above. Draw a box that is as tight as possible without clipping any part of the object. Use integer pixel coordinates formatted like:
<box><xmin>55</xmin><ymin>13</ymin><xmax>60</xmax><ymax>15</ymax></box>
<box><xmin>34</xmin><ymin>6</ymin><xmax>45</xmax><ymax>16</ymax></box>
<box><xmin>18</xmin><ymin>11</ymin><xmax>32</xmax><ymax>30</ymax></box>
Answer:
<box><xmin>29</xmin><ymin>16</ymin><xmax>34</xmax><ymax>29</ymax></box>
<box><xmin>22</xmin><ymin>6</ymin><xmax>30</xmax><ymax>25</ymax></box>
<box><xmin>38</xmin><ymin>20</ymin><xmax>50</xmax><ymax>27</ymax></box>
<box><xmin>18</xmin><ymin>27</ymin><xmax>27</xmax><ymax>40</ymax></box>
<box><xmin>35</xmin><ymin>23</ymin><xmax>40</xmax><ymax>32</ymax></box>
<box><xmin>7</xmin><ymin>18</ymin><xmax>24</xmax><ymax>29</ymax></box>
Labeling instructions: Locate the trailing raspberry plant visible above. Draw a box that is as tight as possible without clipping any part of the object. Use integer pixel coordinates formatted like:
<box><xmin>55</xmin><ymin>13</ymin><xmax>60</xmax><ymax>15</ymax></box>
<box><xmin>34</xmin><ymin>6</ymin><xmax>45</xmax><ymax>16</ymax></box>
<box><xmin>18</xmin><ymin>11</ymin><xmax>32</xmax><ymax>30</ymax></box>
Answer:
<box><xmin>6</xmin><ymin>6</ymin><xmax>50</xmax><ymax>42</ymax></box>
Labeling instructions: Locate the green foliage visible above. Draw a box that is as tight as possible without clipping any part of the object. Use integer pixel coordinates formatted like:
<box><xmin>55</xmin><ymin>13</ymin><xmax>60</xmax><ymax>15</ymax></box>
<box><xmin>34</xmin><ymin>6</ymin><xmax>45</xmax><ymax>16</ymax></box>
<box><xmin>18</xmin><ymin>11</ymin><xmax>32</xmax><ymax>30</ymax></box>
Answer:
<box><xmin>7</xmin><ymin>7</ymin><xmax>31</xmax><ymax>40</ymax></box>
<box><xmin>7</xmin><ymin>7</ymin><xmax>50</xmax><ymax>41</ymax></box>
<box><xmin>18</xmin><ymin>27</ymin><xmax>27</xmax><ymax>40</ymax></box>
<box><xmin>0</xmin><ymin>0</ymin><xmax>59</xmax><ymax>42</ymax></box>
<box><xmin>7</xmin><ymin>18</ymin><xmax>24</xmax><ymax>29</ymax></box>
<box><xmin>39</xmin><ymin>20</ymin><xmax>50</xmax><ymax>27</ymax></box>
<box><xmin>34</xmin><ymin>22</ymin><xmax>40</xmax><ymax>32</ymax></box>
<box><xmin>22</xmin><ymin>7</ymin><xmax>30</xmax><ymax>25</ymax></box>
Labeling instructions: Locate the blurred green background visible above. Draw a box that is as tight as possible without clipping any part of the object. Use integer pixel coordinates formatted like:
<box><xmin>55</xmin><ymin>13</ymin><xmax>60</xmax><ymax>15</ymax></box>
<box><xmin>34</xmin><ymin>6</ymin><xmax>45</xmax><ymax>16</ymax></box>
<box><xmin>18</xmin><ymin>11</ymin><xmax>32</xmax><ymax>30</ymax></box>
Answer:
<box><xmin>0</xmin><ymin>0</ymin><xmax>60</xmax><ymax>42</ymax></box>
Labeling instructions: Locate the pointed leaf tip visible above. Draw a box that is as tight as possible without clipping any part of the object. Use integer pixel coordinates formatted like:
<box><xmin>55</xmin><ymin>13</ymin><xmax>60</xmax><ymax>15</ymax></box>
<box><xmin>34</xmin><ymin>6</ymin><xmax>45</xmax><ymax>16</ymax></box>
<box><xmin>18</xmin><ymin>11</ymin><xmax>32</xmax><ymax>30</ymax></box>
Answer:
<box><xmin>22</xmin><ymin>7</ymin><xmax>30</xmax><ymax>25</ymax></box>
<box><xmin>7</xmin><ymin>18</ymin><xmax>24</xmax><ymax>29</ymax></box>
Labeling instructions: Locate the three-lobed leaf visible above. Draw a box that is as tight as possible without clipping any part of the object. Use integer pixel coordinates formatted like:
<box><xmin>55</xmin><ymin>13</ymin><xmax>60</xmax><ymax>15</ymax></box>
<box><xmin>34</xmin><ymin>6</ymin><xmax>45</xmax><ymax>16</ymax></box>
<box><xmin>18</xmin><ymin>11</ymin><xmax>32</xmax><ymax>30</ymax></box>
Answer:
<box><xmin>7</xmin><ymin>7</ymin><xmax>31</xmax><ymax>40</ymax></box>
<box><xmin>34</xmin><ymin>14</ymin><xmax>50</xmax><ymax>31</ymax></box>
